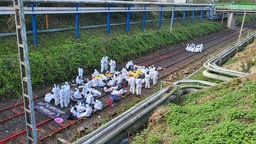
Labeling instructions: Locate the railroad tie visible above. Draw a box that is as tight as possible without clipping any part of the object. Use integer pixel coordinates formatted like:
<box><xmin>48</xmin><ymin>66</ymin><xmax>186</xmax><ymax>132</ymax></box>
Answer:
<box><xmin>11</xmin><ymin>109</ymin><xmax>22</xmax><ymax>115</ymax></box>
<box><xmin>48</xmin><ymin>124</ymin><xmax>58</xmax><ymax>131</ymax></box>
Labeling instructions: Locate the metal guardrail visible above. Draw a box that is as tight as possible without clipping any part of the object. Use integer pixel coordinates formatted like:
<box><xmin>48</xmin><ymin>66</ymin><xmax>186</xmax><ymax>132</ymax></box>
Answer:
<box><xmin>203</xmin><ymin>32</ymin><xmax>255</xmax><ymax>81</ymax></box>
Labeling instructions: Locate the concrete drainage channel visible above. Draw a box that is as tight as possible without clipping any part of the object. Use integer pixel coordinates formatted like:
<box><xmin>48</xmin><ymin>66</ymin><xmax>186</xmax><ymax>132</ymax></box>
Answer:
<box><xmin>70</xmin><ymin>33</ymin><xmax>256</xmax><ymax>144</ymax></box>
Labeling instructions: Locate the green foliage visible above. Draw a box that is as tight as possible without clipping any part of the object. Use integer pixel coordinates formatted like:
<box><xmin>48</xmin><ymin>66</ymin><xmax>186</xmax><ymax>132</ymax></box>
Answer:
<box><xmin>132</xmin><ymin>78</ymin><xmax>256</xmax><ymax>144</ymax></box>
<box><xmin>0</xmin><ymin>21</ymin><xmax>225</xmax><ymax>98</ymax></box>
<box><xmin>236</xmin><ymin>14</ymin><xmax>256</xmax><ymax>25</ymax></box>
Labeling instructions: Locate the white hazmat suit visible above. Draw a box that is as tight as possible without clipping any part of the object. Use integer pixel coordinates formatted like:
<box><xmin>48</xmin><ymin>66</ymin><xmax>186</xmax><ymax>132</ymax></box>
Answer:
<box><xmin>128</xmin><ymin>76</ymin><xmax>136</xmax><ymax>94</ymax></box>
<box><xmin>94</xmin><ymin>100</ymin><xmax>103</xmax><ymax>111</ymax></box>
<box><xmin>136</xmin><ymin>78</ymin><xmax>143</xmax><ymax>95</ymax></box>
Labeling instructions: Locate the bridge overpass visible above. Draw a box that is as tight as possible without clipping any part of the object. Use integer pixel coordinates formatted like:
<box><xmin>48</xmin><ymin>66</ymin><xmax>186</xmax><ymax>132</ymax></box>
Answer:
<box><xmin>215</xmin><ymin>3</ymin><xmax>256</xmax><ymax>29</ymax></box>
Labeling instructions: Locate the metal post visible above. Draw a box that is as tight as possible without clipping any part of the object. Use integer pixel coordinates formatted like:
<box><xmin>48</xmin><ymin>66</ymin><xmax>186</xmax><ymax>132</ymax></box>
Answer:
<box><xmin>192</xmin><ymin>6</ymin><xmax>195</xmax><ymax>21</ymax></box>
<box><xmin>31</xmin><ymin>2</ymin><xmax>38</xmax><ymax>45</ymax></box>
<box><xmin>45</xmin><ymin>14</ymin><xmax>49</xmax><ymax>29</ymax></box>
<box><xmin>170</xmin><ymin>10</ymin><xmax>174</xmax><ymax>33</ymax></box>
<box><xmin>107</xmin><ymin>4</ymin><xmax>111</xmax><ymax>35</ymax></box>
<box><xmin>221</xmin><ymin>12</ymin><xmax>224</xmax><ymax>24</ymax></box>
<box><xmin>13</xmin><ymin>0</ymin><xmax>38</xmax><ymax>143</ymax></box>
<box><xmin>200</xmin><ymin>10</ymin><xmax>203</xmax><ymax>21</ymax></box>
<box><xmin>171</xmin><ymin>6</ymin><xmax>175</xmax><ymax>27</ymax></box>
<box><xmin>238</xmin><ymin>11</ymin><xmax>246</xmax><ymax>42</ymax></box>
<box><xmin>183</xmin><ymin>7</ymin><xmax>186</xmax><ymax>22</ymax></box>
<box><xmin>75</xmin><ymin>4</ymin><xmax>80</xmax><ymax>38</ymax></box>
<box><xmin>208</xmin><ymin>9</ymin><xmax>210</xmax><ymax>19</ymax></box>
<box><xmin>126</xmin><ymin>5</ymin><xmax>131</xmax><ymax>32</ymax></box>
<box><xmin>142</xmin><ymin>5</ymin><xmax>146</xmax><ymax>31</ymax></box>
<box><xmin>158</xmin><ymin>5</ymin><xmax>162</xmax><ymax>28</ymax></box>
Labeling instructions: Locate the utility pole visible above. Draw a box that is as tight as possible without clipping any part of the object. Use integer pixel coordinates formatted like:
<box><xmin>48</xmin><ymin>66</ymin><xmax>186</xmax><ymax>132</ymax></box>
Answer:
<box><xmin>238</xmin><ymin>11</ymin><xmax>246</xmax><ymax>42</ymax></box>
<box><xmin>13</xmin><ymin>0</ymin><xmax>38</xmax><ymax>143</ymax></box>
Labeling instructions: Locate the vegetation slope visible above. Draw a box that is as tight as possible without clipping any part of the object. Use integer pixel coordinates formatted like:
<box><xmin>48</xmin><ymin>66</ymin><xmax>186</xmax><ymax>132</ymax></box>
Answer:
<box><xmin>131</xmin><ymin>40</ymin><xmax>256</xmax><ymax>144</ymax></box>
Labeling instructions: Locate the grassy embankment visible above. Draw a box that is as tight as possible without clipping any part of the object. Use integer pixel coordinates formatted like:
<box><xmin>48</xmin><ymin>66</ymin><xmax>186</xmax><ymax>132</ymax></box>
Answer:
<box><xmin>132</xmin><ymin>73</ymin><xmax>256</xmax><ymax>144</ymax></box>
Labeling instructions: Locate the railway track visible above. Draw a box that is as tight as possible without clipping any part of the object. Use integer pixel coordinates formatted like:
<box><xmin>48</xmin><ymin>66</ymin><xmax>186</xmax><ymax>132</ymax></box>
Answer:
<box><xmin>0</xmin><ymin>22</ymin><xmax>255</xmax><ymax>143</ymax></box>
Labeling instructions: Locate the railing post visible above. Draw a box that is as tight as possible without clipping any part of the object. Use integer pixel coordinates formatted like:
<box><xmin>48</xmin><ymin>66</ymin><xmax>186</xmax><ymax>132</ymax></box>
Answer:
<box><xmin>183</xmin><ymin>7</ymin><xmax>186</xmax><ymax>22</ymax></box>
<box><xmin>45</xmin><ymin>14</ymin><xmax>49</xmax><ymax>29</ymax></box>
<box><xmin>158</xmin><ymin>5</ymin><xmax>163</xmax><ymax>28</ymax></box>
<box><xmin>200</xmin><ymin>10</ymin><xmax>203</xmax><ymax>21</ymax></box>
<box><xmin>208</xmin><ymin>9</ymin><xmax>211</xmax><ymax>19</ymax></box>
<box><xmin>75</xmin><ymin>4</ymin><xmax>80</xmax><ymax>38</ymax></box>
<box><xmin>126</xmin><ymin>4</ymin><xmax>131</xmax><ymax>32</ymax></box>
<box><xmin>171</xmin><ymin>6</ymin><xmax>175</xmax><ymax>27</ymax></box>
<box><xmin>31</xmin><ymin>2</ymin><xmax>38</xmax><ymax>45</ymax></box>
<box><xmin>142</xmin><ymin>5</ymin><xmax>147</xmax><ymax>31</ymax></box>
<box><xmin>192</xmin><ymin>6</ymin><xmax>195</xmax><ymax>21</ymax></box>
<box><xmin>106</xmin><ymin>4</ymin><xmax>111</xmax><ymax>35</ymax></box>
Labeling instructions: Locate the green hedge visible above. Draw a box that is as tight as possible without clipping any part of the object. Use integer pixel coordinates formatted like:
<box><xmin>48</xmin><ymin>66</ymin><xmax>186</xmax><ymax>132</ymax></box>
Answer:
<box><xmin>0</xmin><ymin>21</ymin><xmax>225</xmax><ymax>99</ymax></box>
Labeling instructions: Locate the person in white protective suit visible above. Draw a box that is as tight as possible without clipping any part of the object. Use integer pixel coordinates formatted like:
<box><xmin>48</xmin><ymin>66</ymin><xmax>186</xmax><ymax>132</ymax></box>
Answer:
<box><xmin>82</xmin><ymin>85</ymin><xmax>88</xmax><ymax>97</ymax></box>
<box><xmin>91</xmin><ymin>78</ymin><xmax>99</xmax><ymax>87</ymax></box>
<box><xmin>97</xmin><ymin>78</ymin><xmax>106</xmax><ymax>88</ymax></box>
<box><xmin>92</xmin><ymin>69</ymin><xmax>100</xmax><ymax>77</ymax></box>
<box><xmin>52</xmin><ymin>84</ymin><xmax>60</xmax><ymax>105</ymax></box>
<box><xmin>149</xmin><ymin>65</ymin><xmax>156</xmax><ymax>80</ymax></box>
<box><xmin>60</xmin><ymin>86</ymin><xmax>67</xmax><ymax>108</ymax></box>
<box><xmin>75</xmin><ymin>101</ymin><xmax>86</xmax><ymax>113</ymax></box>
<box><xmin>116</xmin><ymin>73</ymin><xmax>123</xmax><ymax>85</ymax></box>
<box><xmin>101</xmin><ymin>57</ymin><xmax>106</xmax><ymax>73</ymax></box>
<box><xmin>70</xmin><ymin>106</ymin><xmax>80</xmax><ymax>119</ymax></box>
<box><xmin>87</xmin><ymin>87</ymin><xmax>101</xmax><ymax>98</ymax></box>
<box><xmin>186</xmin><ymin>44</ymin><xmax>190</xmax><ymax>51</ymax></box>
<box><xmin>121</xmin><ymin>68</ymin><xmax>129</xmax><ymax>81</ymax></box>
<box><xmin>109</xmin><ymin>59</ymin><xmax>116</xmax><ymax>73</ymax></box>
<box><xmin>76</xmin><ymin>76</ymin><xmax>83</xmax><ymax>85</ymax></box>
<box><xmin>128</xmin><ymin>75</ymin><xmax>136</xmax><ymax>94</ymax></box>
<box><xmin>144</xmin><ymin>71</ymin><xmax>150</xmax><ymax>89</ymax></box>
<box><xmin>56</xmin><ymin>85</ymin><xmax>61</xmax><ymax>105</ymax></box>
<box><xmin>152</xmin><ymin>69</ymin><xmax>159</xmax><ymax>85</ymax></box>
<box><xmin>73</xmin><ymin>88</ymin><xmax>82</xmax><ymax>99</ymax></box>
<box><xmin>126</xmin><ymin>60</ymin><xmax>133</xmax><ymax>71</ymax></box>
<box><xmin>136</xmin><ymin>78</ymin><xmax>143</xmax><ymax>95</ymax></box>
<box><xmin>86</xmin><ymin>91</ymin><xmax>94</xmax><ymax>105</ymax></box>
<box><xmin>44</xmin><ymin>92</ymin><xmax>54</xmax><ymax>103</ymax></box>
<box><xmin>94</xmin><ymin>99</ymin><xmax>103</xmax><ymax>111</ymax></box>
<box><xmin>111</xmin><ymin>89</ymin><xmax>127</xmax><ymax>96</ymax></box>
<box><xmin>78</xmin><ymin>67</ymin><xmax>83</xmax><ymax>79</ymax></box>
<box><xmin>79</xmin><ymin>104</ymin><xmax>93</xmax><ymax>118</ymax></box>
<box><xmin>199</xmin><ymin>43</ymin><xmax>204</xmax><ymax>52</ymax></box>
<box><xmin>104</xmin><ymin>86</ymin><xmax>118</xmax><ymax>93</ymax></box>
<box><xmin>107</xmin><ymin>76</ymin><xmax>117</xmax><ymax>86</ymax></box>
<box><xmin>104</xmin><ymin>56</ymin><xmax>109</xmax><ymax>72</ymax></box>
<box><xmin>64</xmin><ymin>82</ymin><xmax>71</xmax><ymax>107</ymax></box>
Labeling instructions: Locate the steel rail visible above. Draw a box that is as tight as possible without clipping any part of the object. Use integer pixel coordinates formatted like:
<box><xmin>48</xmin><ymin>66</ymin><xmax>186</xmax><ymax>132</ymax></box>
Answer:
<box><xmin>0</xmin><ymin>118</ymin><xmax>53</xmax><ymax>143</ymax></box>
<box><xmin>162</xmin><ymin>25</ymin><xmax>256</xmax><ymax>71</ymax></box>
<box><xmin>159</xmin><ymin>24</ymin><xmax>256</xmax><ymax>79</ymax></box>
<box><xmin>137</xmin><ymin>29</ymin><xmax>238</xmax><ymax>67</ymax></box>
